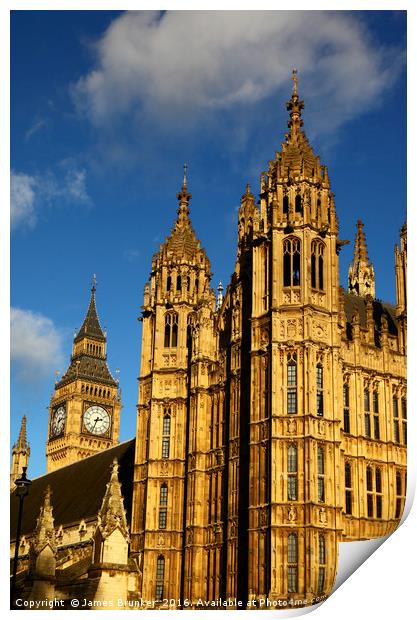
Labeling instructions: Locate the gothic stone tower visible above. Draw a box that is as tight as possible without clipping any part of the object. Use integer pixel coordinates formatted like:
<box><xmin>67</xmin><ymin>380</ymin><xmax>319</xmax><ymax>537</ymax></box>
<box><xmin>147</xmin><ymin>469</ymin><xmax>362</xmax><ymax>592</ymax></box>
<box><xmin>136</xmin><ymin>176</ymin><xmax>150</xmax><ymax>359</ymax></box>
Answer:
<box><xmin>217</xmin><ymin>70</ymin><xmax>343</xmax><ymax>604</ymax></box>
<box><xmin>131</xmin><ymin>171</ymin><xmax>218</xmax><ymax>603</ymax></box>
<box><xmin>46</xmin><ymin>281</ymin><xmax>121</xmax><ymax>472</ymax></box>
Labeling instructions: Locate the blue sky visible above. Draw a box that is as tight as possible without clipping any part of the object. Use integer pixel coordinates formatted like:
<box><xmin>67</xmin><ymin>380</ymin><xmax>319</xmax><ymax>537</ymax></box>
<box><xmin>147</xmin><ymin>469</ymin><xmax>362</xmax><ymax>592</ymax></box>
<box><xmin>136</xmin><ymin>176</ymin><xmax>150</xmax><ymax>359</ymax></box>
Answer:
<box><xmin>10</xmin><ymin>10</ymin><xmax>406</xmax><ymax>479</ymax></box>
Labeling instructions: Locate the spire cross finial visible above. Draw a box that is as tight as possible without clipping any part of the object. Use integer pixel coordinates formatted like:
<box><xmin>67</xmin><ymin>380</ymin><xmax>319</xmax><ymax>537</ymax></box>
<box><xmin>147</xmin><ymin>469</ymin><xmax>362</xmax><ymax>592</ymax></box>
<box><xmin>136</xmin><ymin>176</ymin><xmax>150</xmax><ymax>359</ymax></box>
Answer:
<box><xmin>292</xmin><ymin>68</ymin><xmax>298</xmax><ymax>95</ymax></box>
<box><xmin>183</xmin><ymin>163</ymin><xmax>188</xmax><ymax>189</ymax></box>
<box><xmin>91</xmin><ymin>273</ymin><xmax>97</xmax><ymax>292</ymax></box>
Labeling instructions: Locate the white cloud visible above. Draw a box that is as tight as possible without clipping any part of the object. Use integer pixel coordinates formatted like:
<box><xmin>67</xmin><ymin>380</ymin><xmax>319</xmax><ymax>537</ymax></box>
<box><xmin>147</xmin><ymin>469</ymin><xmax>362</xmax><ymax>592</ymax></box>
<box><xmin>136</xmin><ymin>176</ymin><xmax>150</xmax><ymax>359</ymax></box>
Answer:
<box><xmin>25</xmin><ymin>119</ymin><xmax>46</xmax><ymax>141</ymax></box>
<box><xmin>73</xmin><ymin>11</ymin><xmax>404</xmax><ymax>134</ymax></box>
<box><xmin>11</xmin><ymin>308</ymin><xmax>65</xmax><ymax>386</ymax></box>
<box><xmin>11</xmin><ymin>172</ymin><xmax>38</xmax><ymax>230</ymax></box>
<box><xmin>10</xmin><ymin>163</ymin><xmax>91</xmax><ymax>231</ymax></box>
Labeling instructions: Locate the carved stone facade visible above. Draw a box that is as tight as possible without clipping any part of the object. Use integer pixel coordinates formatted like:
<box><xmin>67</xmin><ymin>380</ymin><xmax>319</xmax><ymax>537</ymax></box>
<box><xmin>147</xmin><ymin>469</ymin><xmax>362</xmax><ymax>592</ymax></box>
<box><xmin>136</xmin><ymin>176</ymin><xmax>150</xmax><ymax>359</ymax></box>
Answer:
<box><xmin>11</xmin><ymin>74</ymin><xmax>406</xmax><ymax>609</ymax></box>
<box><xmin>131</xmin><ymin>74</ymin><xmax>406</xmax><ymax>607</ymax></box>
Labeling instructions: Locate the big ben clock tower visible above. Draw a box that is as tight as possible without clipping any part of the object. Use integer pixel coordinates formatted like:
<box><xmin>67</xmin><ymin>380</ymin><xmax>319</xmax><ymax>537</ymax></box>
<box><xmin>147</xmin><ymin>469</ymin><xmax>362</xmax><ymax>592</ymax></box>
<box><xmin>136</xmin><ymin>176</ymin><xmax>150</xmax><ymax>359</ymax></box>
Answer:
<box><xmin>46</xmin><ymin>277</ymin><xmax>122</xmax><ymax>472</ymax></box>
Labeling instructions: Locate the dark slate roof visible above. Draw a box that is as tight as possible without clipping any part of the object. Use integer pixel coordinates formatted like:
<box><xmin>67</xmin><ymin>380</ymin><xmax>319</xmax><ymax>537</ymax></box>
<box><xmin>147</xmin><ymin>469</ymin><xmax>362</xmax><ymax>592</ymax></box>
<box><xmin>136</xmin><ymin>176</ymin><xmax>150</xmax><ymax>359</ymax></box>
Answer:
<box><xmin>56</xmin><ymin>354</ymin><xmax>118</xmax><ymax>388</ymax></box>
<box><xmin>74</xmin><ymin>289</ymin><xmax>105</xmax><ymax>343</ymax></box>
<box><xmin>343</xmin><ymin>290</ymin><xmax>398</xmax><ymax>335</ymax></box>
<box><xmin>10</xmin><ymin>439</ymin><xmax>135</xmax><ymax>539</ymax></box>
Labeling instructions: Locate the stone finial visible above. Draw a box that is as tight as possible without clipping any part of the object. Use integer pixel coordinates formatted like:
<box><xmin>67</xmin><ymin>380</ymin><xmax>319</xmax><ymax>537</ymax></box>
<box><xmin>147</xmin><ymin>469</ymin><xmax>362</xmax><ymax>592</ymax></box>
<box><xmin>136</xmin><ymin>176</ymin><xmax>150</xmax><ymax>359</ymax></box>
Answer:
<box><xmin>348</xmin><ymin>219</ymin><xmax>376</xmax><ymax>298</ymax></box>
<box><xmin>97</xmin><ymin>458</ymin><xmax>129</xmax><ymax>541</ymax></box>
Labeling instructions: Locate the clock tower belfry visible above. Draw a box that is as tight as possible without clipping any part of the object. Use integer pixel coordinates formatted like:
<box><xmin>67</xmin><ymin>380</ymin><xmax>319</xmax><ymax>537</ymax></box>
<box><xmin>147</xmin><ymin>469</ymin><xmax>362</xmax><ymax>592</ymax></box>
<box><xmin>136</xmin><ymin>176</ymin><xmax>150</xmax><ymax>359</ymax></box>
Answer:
<box><xmin>46</xmin><ymin>278</ymin><xmax>121</xmax><ymax>473</ymax></box>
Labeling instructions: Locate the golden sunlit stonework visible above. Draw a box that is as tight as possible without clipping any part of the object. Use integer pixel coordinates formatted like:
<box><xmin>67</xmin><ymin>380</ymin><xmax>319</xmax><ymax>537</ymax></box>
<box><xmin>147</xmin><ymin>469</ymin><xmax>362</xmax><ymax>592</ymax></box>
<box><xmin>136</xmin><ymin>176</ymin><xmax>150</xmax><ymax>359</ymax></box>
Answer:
<box><xmin>11</xmin><ymin>74</ymin><xmax>406</xmax><ymax>610</ymax></box>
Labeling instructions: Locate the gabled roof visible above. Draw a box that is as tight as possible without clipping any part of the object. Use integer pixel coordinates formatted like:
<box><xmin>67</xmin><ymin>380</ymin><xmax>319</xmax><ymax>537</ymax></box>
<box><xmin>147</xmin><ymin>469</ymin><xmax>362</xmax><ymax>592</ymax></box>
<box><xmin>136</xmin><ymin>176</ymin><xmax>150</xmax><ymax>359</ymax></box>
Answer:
<box><xmin>10</xmin><ymin>439</ymin><xmax>135</xmax><ymax>538</ymax></box>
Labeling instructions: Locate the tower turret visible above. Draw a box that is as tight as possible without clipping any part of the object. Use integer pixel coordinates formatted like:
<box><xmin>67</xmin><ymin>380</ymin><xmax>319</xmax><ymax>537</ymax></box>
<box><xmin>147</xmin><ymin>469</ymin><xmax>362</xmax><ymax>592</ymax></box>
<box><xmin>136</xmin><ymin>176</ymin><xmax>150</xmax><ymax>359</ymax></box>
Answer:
<box><xmin>348</xmin><ymin>219</ymin><xmax>376</xmax><ymax>298</ymax></box>
<box><xmin>46</xmin><ymin>278</ymin><xmax>121</xmax><ymax>472</ymax></box>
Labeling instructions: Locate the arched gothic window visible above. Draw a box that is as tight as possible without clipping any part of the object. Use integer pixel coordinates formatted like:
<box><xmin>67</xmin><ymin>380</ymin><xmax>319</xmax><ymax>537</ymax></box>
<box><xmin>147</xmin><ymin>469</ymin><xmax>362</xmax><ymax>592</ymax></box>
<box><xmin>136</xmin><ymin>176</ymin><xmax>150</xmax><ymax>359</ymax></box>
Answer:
<box><xmin>295</xmin><ymin>193</ymin><xmax>302</xmax><ymax>214</ymax></box>
<box><xmin>311</xmin><ymin>240</ymin><xmax>325</xmax><ymax>290</ymax></box>
<box><xmin>164</xmin><ymin>313</ymin><xmax>178</xmax><ymax>348</ymax></box>
<box><xmin>283</xmin><ymin>238</ymin><xmax>301</xmax><ymax>287</ymax></box>
<box><xmin>283</xmin><ymin>194</ymin><xmax>289</xmax><ymax>215</ymax></box>
<box><xmin>317</xmin><ymin>446</ymin><xmax>325</xmax><ymax>502</ymax></box>
<box><xmin>318</xmin><ymin>534</ymin><xmax>326</xmax><ymax>593</ymax></box>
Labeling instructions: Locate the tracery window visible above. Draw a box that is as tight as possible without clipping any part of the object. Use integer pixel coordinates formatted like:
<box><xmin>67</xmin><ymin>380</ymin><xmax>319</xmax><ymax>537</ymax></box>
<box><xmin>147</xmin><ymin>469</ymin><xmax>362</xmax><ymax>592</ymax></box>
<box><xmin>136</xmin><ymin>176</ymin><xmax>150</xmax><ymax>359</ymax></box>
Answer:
<box><xmin>366</xmin><ymin>466</ymin><xmax>383</xmax><ymax>519</ymax></box>
<box><xmin>283</xmin><ymin>237</ymin><xmax>301</xmax><ymax>287</ymax></box>
<box><xmin>311</xmin><ymin>240</ymin><xmax>325</xmax><ymax>291</ymax></box>
<box><xmin>164</xmin><ymin>312</ymin><xmax>178</xmax><ymax>348</ymax></box>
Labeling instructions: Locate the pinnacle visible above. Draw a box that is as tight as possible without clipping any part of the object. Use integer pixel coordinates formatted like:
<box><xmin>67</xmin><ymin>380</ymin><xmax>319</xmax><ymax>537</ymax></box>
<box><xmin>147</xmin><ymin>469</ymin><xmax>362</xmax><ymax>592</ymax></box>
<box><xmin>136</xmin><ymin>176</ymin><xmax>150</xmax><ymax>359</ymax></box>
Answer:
<box><xmin>353</xmin><ymin>219</ymin><xmax>371</xmax><ymax>265</ymax></box>
<box><xmin>15</xmin><ymin>415</ymin><xmax>29</xmax><ymax>451</ymax></box>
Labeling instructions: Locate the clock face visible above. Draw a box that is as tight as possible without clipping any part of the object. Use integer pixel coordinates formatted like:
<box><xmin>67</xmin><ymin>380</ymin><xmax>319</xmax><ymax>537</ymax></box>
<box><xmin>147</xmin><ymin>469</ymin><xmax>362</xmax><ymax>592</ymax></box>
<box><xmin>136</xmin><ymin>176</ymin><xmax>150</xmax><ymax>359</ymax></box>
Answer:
<box><xmin>51</xmin><ymin>405</ymin><xmax>66</xmax><ymax>437</ymax></box>
<box><xmin>83</xmin><ymin>405</ymin><xmax>111</xmax><ymax>436</ymax></box>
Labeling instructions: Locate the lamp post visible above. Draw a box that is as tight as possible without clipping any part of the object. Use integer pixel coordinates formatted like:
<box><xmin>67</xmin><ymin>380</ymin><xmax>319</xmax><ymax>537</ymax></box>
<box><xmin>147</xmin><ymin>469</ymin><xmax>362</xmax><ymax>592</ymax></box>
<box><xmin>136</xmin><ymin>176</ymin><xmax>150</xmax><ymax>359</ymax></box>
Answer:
<box><xmin>10</xmin><ymin>466</ymin><xmax>32</xmax><ymax>608</ymax></box>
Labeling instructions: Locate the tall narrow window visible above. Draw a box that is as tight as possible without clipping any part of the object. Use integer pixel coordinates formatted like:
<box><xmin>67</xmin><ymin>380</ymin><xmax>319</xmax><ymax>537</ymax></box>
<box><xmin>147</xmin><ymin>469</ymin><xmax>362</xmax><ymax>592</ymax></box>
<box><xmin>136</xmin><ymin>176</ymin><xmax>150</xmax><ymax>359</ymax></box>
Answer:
<box><xmin>262</xmin><ymin>246</ymin><xmax>269</xmax><ymax>311</ymax></box>
<box><xmin>287</xmin><ymin>353</ymin><xmax>297</xmax><ymax>414</ymax></box>
<box><xmin>401</xmin><ymin>397</ymin><xmax>407</xmax><ymax>445</ymax></box>
<box><xmin>364</xmin><ymin>388</ymin><xmax>371</xmax><ymax>437</ymax></box>
<box><xmin>318</xmin><ymin>535</ymin><xmax>326</xmax><ymax>593</ymax></box>
<box><xmin>393</xmin><ymin>395</ymin><xmax>400</xmax><ymax>443</ymax></box>
<box><xmin>343</xmin><ymin>383</ymin><xmax>350</xmax><ymax>434</ymax></box>
<box><xmin>373</xmin><ymin>390</ymin><xmax>380</xmax><ymax>440</ymax></box>
<box><xmin>316</xmin><ymin>364</ymin><xmax>324</xmax><ymax>416</ymax></box>
<box><xmin>155</xmin><ymin>555</ymin><xmax>165</xmax><ymax>601</ymax></box>
<box><xmin>166</xmin><ymin>275</ymin><xmax>172</xmax><ymax>291</ymax></box>
<box><xmin>317</xmin><ymin>446</ymin><xmax>325</xmax><ymax>502</ymax></box>
<box><xmin>176</xmin><ymin>275</ymin><xmax>182</xmax><ymax>291</ymax></box>
<box><xmin>283</xmin><ymin>194</ymin><xmax>289</xmax><ymax>215</ymax></box>
<box><xmin>345</xmin><ymin>462</ymin><xmax>352</xmax><ymax>515</ymax></box>
<box><xmin>162</xmin><ymin>415</ymin><xmax>171</xmax><ymax>458</ymax></box>
<box><xmin>283</xmin><ymin>238</ymin><xmax>301</xmax><ymax>287</ymax></box>
<box><xmin>287</xmin><ymin>534</ymin><xmax>298</xmax><ymax>593</ymax></box>
<box><xmin>287</xmin><ymin>444</ymin><xmax>298</xmax><ymax>501</ymax></box>
<box><xmin>186</xmin><ymin>276</ymin><xmax>190</xmax><ymax>292</ymax></box>
<box><xmin>375</xmin><ymin>467</ymin><xmax>382</xmax><ymax>519</ymax></box>
<box><xmin>366</xmin><ymin>466</ymin><xmax>373</xmax><ymax>517</ymax></box>
<box><xmin>311</xmin><ymin>240</ymin><xmax>325</xmax><ymax>291</ymax></box>
<box><xmin>164</xmin><ymin>312</ymin><xmax>178</xmax><ymax>348</ymax></box>
<box><xmin>159</xmin><ymin>484</ymin><xmax>168</xmax><ymax>529</ymax></box>
<box><xmin>295</xmin><ymin>193</ymin><xmax>302</xmax><ymax>214</ymax></box>
<box><xmin>395</xmin><ymin>470</ymin><xmax>406</xmax><ymax>519</ymax></box>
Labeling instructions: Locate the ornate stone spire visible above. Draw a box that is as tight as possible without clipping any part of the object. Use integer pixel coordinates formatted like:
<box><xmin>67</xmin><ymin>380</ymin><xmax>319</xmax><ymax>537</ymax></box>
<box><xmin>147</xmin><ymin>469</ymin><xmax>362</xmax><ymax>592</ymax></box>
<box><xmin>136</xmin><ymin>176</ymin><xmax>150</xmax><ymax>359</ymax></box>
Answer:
<box><xmin>163</xmin><ymin>166</ymin><xmax>202</xmax><ymax>260</ymax></box>
<box><xmin>31</xmin><ymin>486</ymin><xmax>56</xmax><ymax>557</ymax></box>
<box><xmin>287</xmin><ymin>68</ymin><xmax>304</xmax><ymax>136</ymax></box>
<box><xmin>176</xmin><ymin>163</ymin><xmax>192</xmax><ymax>227</ymax></box>
<box><xmin>14</xmin><ymin>415</ymin><xmax>29</xmax><ymax>452</ymax></box>
<box><xmin>348</xmin><ymin>219</ymin><xmax>375</xmax><ymax>298</ymax></box>
<box><xmin>11</xmin><ymin>416</ymin><xmax>30</xmax><ymax>490</ymax></box>
<box><xmin>97</xmin><ymin>458</ymin><xmax>129</xmax><ymax>540</ymax></box>
<box><xmin>74</xmin><ymin>275</ymin><xmax>105</xmax><ymax>343</ymax></box>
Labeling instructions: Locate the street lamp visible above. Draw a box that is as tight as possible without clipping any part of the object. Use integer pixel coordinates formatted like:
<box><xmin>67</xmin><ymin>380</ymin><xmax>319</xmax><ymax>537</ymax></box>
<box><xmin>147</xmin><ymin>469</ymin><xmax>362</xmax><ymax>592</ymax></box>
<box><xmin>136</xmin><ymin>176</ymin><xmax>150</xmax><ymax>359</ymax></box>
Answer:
<box><xmin>10</xmin><ymin>466</ymin><xmax>32</xmax><ymax>608</ymax></box>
